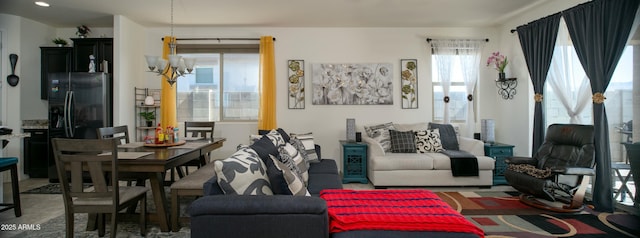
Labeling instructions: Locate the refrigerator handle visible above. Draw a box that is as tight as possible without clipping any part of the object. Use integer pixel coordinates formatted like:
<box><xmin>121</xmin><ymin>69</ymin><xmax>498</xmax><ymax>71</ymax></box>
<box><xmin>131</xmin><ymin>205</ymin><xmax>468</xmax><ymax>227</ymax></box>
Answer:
<box><xmin>63</xmin><ymin>91</ymin><xmax>71</xmax><ymax>138</ymax></box>
<box><xmin>68</xmin><ymin>91</ymin><xmax>75</xmax><ymax>138</ymax></box>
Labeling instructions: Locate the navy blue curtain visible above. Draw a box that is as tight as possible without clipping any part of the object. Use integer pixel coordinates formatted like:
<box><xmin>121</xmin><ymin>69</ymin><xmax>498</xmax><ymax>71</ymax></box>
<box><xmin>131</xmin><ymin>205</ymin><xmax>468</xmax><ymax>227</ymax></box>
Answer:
<box><xmin>563</xmin><ymin>0</ymin><xmax>640</xmax><ymax>212</ymax></box>
<box><xmin>516</xmin><ymin>14</ymin><xmax>561</xmax><ymax>155</ymax></box>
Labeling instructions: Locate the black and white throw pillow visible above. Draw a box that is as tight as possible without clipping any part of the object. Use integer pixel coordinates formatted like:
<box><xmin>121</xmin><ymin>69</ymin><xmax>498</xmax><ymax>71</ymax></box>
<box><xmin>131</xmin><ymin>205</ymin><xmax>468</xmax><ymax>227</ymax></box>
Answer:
<box><xmin>268</xmin><ymin>155</ymin><xmax>309</xmax><ymax>196</ymax></box>
<box><xmin>290</xmin><ymin>132</ymin><xmax>319</xmax><ymax>163</ymax></box>
<box><xmin>213</xmin><ymin>147</ymin><xmax>273</xmax><ymax>195</ymax></box>
<box><xmin>415</xmin><ymin>129</ymin><xmax>444</xmax><ymax>153</ymax></box>
<box><xmin>389</xmin><ymin>130</ymin><xmax>417</xmax><ymax>153</ymax></box>
<box><xmin>289</xmin><ymin>137</ymin><xmax>310</xmax><ymax>162</ymax></box>
<box><xmin>428</xmin><ymin>123</ymin><xmax>459</xmax><ymax>150</ymax></box>
<box><xmin>364</xmin><ymin>122</ymin><xmax>396</xmax><ymax>152</ymax></box>
<box><xmin>264</xmin><ymin>129</ymin><xmax>286</xmax><ymax>147</ymax></box>
<box><xmin>279</xmin><ymin>142</ymin><xmax>309</xmax><ymax>184</ymax></box>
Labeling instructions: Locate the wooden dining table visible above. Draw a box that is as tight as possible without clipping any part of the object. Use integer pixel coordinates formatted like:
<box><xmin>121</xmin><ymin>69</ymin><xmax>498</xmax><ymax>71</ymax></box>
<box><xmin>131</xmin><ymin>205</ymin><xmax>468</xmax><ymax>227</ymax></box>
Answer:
<box><xmin>87</xmin><ymin>137</ymin><xmax>226</xmax><ymax>232</ymax></box>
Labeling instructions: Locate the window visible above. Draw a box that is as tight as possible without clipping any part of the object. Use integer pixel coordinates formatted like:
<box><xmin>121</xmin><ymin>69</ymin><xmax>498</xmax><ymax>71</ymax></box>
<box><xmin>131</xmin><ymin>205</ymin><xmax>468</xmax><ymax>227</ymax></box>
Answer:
<box><xmin>176</xmin><ymin>44</ymin><xmax>260</xmax><ymax>122</ymax></box>
<box><xmin>544</xmin><ymin>45</ymin><xmax>635</xmax><ymax>163</ymax></box>
<box><xmin>431</xmin><ymin>55</ymin><xmax>469</xmax><ymax>122</ymax></box>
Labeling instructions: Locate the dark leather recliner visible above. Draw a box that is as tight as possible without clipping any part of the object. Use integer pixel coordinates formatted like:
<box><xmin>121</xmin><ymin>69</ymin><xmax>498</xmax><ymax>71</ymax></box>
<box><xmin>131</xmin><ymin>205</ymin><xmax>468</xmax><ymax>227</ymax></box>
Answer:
<box><xmin>504</xmin><ymin>124</ymin><xmax>595</xmax><ymax>212</ymax></box>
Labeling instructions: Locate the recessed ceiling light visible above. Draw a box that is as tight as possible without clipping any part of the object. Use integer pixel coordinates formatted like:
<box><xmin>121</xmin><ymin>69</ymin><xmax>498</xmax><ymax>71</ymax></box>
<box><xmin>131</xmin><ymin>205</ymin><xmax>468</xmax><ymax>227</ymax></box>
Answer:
<box><xmin>35</xmin><ymin>1</ymin><xmax>50</xmax><ymax>7</ymax></box>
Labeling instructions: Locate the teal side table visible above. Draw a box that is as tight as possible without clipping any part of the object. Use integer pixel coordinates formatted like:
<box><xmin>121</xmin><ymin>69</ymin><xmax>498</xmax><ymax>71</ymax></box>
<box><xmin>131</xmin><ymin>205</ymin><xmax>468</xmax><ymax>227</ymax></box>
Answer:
<box><xmin>340</xmin><ymin>140</ymin><xmax>368</xmax><ymax>184</ymax></box>
<box><xmin>484</xmin><ymin>142</ymin><xmax>515</xmax><ymax>185</ymax></box>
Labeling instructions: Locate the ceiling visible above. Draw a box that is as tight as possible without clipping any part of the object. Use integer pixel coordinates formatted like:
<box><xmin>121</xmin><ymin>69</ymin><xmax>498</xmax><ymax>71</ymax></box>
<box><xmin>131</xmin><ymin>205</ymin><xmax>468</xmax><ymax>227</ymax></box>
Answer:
<box><xmin>0</xmin><ymin>0</ymin><xmax>549</xmax><ymax>28</ymax></box>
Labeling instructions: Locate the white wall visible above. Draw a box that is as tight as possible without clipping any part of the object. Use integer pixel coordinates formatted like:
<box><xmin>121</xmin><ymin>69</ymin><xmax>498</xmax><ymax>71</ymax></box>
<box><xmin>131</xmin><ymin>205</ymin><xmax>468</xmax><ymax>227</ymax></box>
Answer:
<box><xmin>0</xmin><ymin>14</ymin><xmax>25</xmax><ymax>180</ymax></box>
<box><xmin>19</xmin><ymin>18</ymin><xmax>53</xmax><ymax>120</ymax></box>
<box><xmin>114</xmin><ymin>15</ymin><xmax>147</xmax><ymax>136</ymax></box>
<box><xmin>141</xmin><ymin>26</ymin><xmax>502</xmax><ymax>168</ymax></box>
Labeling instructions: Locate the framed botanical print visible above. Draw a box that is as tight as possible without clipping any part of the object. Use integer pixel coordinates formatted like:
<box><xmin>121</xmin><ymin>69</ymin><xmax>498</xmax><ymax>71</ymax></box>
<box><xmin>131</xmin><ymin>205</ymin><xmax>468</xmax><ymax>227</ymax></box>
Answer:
<box><xmin>288</xmin><ymin>60</ymin><xmax>305</xmax><ymax>109</ymax></box>
<box><xmin>400</xmin><ymin>59</ymin><xmax>418</xmax><ymax>109</ymax></box>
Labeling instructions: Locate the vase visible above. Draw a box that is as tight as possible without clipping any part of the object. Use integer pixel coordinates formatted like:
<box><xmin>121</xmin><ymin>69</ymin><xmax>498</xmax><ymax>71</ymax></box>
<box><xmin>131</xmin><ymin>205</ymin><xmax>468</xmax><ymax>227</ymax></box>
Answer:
<box><xmin>498</xmin><ymin>72</ymin><xmax>506</xmax><ymax>81</ymax></box>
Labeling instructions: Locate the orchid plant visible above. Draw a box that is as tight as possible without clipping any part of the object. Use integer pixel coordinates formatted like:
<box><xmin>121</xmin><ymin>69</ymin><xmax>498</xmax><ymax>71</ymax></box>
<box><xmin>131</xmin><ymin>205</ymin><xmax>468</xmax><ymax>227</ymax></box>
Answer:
<box><xmin>486</xmin><ymin>52</ymin><xmax>508</xmax><ymax>73</ymax></box>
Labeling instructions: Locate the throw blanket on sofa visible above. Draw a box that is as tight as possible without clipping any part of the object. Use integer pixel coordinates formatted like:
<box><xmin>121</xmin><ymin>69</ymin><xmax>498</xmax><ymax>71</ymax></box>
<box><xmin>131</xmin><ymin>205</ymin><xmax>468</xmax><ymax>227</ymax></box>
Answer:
<box><xmin>440</xmin><ymin>150</ymin><xmax>479</xmax><ymax>177</ymax></box>
<box><xmin>320</xmin><ymin>189</ymin><xmax>484</xmax><ymax>237</ymax></box>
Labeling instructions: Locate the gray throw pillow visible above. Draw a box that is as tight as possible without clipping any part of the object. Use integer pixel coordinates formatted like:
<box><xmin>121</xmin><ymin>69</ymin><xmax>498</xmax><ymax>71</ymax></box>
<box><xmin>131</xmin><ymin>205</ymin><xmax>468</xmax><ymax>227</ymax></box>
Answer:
<box><xmin>428</xmin><ymin>123</ymin><xmax>459</xmax><ymax>150</ymax></box>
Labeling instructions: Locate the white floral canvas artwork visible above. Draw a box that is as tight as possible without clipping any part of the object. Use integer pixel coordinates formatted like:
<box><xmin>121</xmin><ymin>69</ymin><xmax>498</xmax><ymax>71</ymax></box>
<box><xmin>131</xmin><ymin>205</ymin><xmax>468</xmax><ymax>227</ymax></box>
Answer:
<box><xmin>311</xmin><ymin>63</ymin><xmax>393</xmax><ymax>105</ymax></box>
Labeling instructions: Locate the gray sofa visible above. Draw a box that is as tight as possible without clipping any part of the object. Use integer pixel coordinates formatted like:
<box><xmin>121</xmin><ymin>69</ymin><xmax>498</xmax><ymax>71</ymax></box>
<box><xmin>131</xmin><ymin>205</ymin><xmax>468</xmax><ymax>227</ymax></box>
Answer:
<box><xmin>189</xmin><ymin>144</ymin><xmax>343</xmax><ymax>238</ymax></box>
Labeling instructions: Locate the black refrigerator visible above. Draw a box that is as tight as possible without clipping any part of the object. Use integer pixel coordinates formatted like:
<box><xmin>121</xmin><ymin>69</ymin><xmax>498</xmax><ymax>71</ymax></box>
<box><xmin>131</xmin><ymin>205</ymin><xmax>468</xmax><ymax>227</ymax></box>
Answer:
<box><xmin>47</xmin><ymin>72</ymin><xmax>113</xmax><ymax>181</ymax></box>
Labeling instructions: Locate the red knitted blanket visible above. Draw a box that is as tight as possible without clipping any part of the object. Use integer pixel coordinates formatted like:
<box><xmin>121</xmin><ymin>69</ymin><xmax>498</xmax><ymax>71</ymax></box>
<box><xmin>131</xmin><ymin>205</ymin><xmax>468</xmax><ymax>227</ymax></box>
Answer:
<box><xmin>320</xmin><ymin>189</ymin><xmax>484</xmax><ymax>237</ymax></box>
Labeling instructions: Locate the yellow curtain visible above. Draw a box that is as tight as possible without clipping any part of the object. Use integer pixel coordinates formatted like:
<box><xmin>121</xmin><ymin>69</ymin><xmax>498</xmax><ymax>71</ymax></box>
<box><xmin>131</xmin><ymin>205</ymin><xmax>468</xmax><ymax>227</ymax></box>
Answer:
<box><xmin>161</xmin><ymin>36</ymin><xmax>177</xmax><ymax>128</ymax></box>
<box><xmin>258</xmin><ymin>36</ymin><xmax>277</xmax><ymax>130</ymax></box>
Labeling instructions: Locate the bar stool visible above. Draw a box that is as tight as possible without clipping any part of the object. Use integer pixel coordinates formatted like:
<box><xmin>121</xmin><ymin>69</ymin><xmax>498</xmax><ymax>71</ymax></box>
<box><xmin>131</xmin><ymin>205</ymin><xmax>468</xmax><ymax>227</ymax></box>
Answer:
<box><xmin>0</xmin><ymin>157</ymin><xmax>21</xmax><ymax>217</ymax></box>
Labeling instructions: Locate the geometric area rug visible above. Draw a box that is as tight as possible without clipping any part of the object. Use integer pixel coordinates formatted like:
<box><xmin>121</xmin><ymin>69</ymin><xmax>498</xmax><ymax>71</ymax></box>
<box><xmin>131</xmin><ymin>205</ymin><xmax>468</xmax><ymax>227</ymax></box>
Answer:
<box><xmin>7</xmin><ymin>190</ymin><xmax>638</xmax><ymax>237</ymax></box>
<box><xmin>9</xmin><ymin>187</ymin><xmax>193</xmax><ymax>238</ymax></box>
<box><xmin>21</xmin><ymin>183</ymin><xmax>91</xmax><ymax>194</ymax></box>
<box><xmin>435</xmin><ymin>191</ymin><xmax>640</xmax><ymax>238</ymax></box>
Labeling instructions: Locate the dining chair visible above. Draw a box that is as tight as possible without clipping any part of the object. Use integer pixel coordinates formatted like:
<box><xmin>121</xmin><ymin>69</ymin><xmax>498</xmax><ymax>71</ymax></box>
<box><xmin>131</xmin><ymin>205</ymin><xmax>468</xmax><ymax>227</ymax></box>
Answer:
<box><xmin>173</xmin><ymin>121</ymin><xmax>215</xmax><ymax>177</ymax></box>
<box><xmin>97</xmin><ymin>126</ymin><xmax>130</xmax><ymax>145</ymax></box>
<box><xmin>0</xmin><ymin>156</ymin><xmax>21</xmax><ymax>217</ymax></box>
<box><xmin>52</xmin><ymin>138</ymin><xmax>148</xmax><ymax>238</ymax></box>
<box><xmin>97</xmin><ymin>126</ymin><xmax>146</xmax><ymax>187</ymax></box>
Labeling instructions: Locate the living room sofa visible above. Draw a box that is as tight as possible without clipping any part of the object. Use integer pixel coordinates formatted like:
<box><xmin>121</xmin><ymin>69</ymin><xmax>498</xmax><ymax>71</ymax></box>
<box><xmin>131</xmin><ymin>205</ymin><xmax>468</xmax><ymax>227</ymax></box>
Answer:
<box><xmin>189</xmin><ymin>143</ymin><xmax>343</xmax><ymax>238</ymax></box>
<box><xmin>361</xmin><ymin>122</ymin><xmax>495</xmax><ymax>187</ymax></box>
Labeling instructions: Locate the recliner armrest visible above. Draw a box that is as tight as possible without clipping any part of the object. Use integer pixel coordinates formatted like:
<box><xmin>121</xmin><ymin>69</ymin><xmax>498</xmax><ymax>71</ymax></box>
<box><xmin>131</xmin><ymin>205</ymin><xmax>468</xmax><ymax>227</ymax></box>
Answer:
<box><xmin>505</xmin><ymin>156</ymin><xmax>538</xmax><ymax>165</ymax></box>
<box><xmin>551</xmin><ymin>167</ymin><xmax>595</xmax><ymax>176</ymax></box>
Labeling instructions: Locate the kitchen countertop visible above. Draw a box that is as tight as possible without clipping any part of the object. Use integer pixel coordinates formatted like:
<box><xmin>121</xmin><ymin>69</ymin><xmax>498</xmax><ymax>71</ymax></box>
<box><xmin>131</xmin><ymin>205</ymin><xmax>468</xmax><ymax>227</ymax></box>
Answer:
<box><xmin>22</xmin><ymin>119</ymin><xmax>48</xmax><ymax>129</ymax></box>
<box><xmin>0</xmin><ymin>133</ymin><xmax>30</xmax><ymax>140</ymax></box>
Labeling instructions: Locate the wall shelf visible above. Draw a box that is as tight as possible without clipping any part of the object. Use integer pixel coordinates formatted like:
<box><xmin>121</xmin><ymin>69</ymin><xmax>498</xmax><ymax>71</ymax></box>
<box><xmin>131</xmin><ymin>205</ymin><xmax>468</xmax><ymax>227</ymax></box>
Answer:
<box><xmin>135</xmin><ymin>87</ymin><xmax>161</xmax><ymax>141</ymax></box>
<box><xmin>496</xmin><ymin>78</ymin><xmax>517</xmax><ymax>100</ymax></box>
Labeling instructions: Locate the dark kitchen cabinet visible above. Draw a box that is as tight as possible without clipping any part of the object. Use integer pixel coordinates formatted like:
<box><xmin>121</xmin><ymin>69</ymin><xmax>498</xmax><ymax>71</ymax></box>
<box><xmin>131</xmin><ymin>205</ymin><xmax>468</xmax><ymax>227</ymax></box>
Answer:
<box><xmin>23</xmin><ymin>129</ymin><xmax>49</xmax><ymax>178</ymax></box>
<box><xmin>40</xmin><ymin>47</ymin><xmax>72</xmax><ymax>99</ymax></box>
<box><xmin>71</xmin><ymin>38</ymin><xmax>113</xmax><ymax>73</ymax></box>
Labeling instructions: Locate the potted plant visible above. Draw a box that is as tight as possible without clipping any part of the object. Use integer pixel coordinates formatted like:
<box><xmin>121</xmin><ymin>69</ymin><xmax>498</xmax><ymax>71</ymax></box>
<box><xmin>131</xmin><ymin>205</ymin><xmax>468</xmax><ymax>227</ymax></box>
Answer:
<box><xmin>76</xmin><ymin>25</ymin><xmax>91</xmax><ymax>38</ymax></box>
<box><xmin>52</xmin><ymin>38</ymin><xmax>68</xmax><ymax>47</ymax></box>
<box><xmin>139</xmin><ymin>111</ymin><xmax>155</xmax><ymax>127</ymax></box>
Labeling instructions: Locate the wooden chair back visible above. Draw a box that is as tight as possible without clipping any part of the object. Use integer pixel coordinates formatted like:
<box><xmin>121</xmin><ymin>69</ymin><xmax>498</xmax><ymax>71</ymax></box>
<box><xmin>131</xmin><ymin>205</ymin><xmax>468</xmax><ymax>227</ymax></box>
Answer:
<box><xmin>52</xmin><ymin>138</ymin><xmax>120</xmax><ymax>211</ymax></box>
<box><xmin>97</xmin><ymin>126</ymin><xmax>130</xmax><ymax>145</ymax></box>
<box><xmin>184</xmin><ymin>121</ymin><xmax>215</xmax><ymax>138</ymax></box>
<box><xmin>52</xmin><ymin>138</ymin><xmax>148</xmax><ymax>237</ymax></box>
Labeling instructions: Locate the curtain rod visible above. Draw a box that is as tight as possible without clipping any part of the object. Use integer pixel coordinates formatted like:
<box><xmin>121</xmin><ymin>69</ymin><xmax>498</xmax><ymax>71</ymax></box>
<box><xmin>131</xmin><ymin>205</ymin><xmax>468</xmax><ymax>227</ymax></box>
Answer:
<box><xmin>160</xmin><ymin>37</ymin><xmax>276</xmax><ymax>41</ymax></box>
<box><xmin>426</xmin><ymin>38</ymin><xmax>489</xmax><ymax>42</ymax></box>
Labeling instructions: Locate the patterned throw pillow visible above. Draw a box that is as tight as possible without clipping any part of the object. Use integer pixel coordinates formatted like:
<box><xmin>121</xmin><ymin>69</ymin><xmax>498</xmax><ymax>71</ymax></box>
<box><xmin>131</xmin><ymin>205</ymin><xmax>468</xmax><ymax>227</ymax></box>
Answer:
<box><xmin>276</xmin><ymin>128</ymin><xmax>291</xmax><ymax>143</ymax></box>
<box><xmin>264</xmin><ymin>129</ymin><xmax>286</xmax><ymax>147</ymax></box>
<box><xmin>249</xmin><ymin>134</ymin><xmax>262</xmax><ymax>144</ymax></box>
<box><xmin>428</xmin><ymin>123</ymin><xmax>459</xmax><ymax>150</ymax></box>
<box><xmin>279</xmin><ymin>142</ymin><xmax>309</xmax><ymax>184</ymax></box>
<box><xmin>268</xmin><ymin>155</ymin><xmax>310</xmax><ymax>196</ymax></box>
<box><xmin>364</xmin><ymin>123</ymin><xmax>396</xmax><ymax>152</ymax></box>
<box><xmin>289</xmin><ymin>137</ymin><xmax>310</xmax><ymax>162</ymax></box>
<box><xmin>213</xmin><ymin>147</ymin><xmax>273</xmax><ymax>195</ymax></box>
<box><xmin>290</xmin><ymin>132</ymin><xmax>319</xmax><ymax>163</ymax></box>
<box><xmin>389</xmin><ymin>130</ymin><xmax>416</xmax><ymax>153</ymax></box>
<box><xmin>415</xmin><ymin>129</ymin><xmax>444</xmax><ymax>153</ymax></box>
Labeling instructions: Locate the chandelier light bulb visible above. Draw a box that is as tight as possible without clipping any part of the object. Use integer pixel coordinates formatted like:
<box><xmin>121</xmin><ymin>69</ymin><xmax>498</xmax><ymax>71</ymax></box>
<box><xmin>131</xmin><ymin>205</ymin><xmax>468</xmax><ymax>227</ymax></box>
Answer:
<box><xmin>168</xmin><ymin>55</ymin><xmax>182</xmax><ymax>68</ymax></box>
<box><xmin>145</xmin><ymin>55</ymin><xmax>160</xmax><ymax>71</ymax></box>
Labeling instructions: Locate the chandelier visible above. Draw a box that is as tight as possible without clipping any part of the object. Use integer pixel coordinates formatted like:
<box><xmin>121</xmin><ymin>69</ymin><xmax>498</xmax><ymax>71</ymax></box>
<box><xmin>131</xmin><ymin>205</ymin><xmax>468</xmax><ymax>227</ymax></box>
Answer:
<box><xmin>144</xmin><ymin>0</ymin><xmax>195</xmax><ymax>86</ymax></box>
